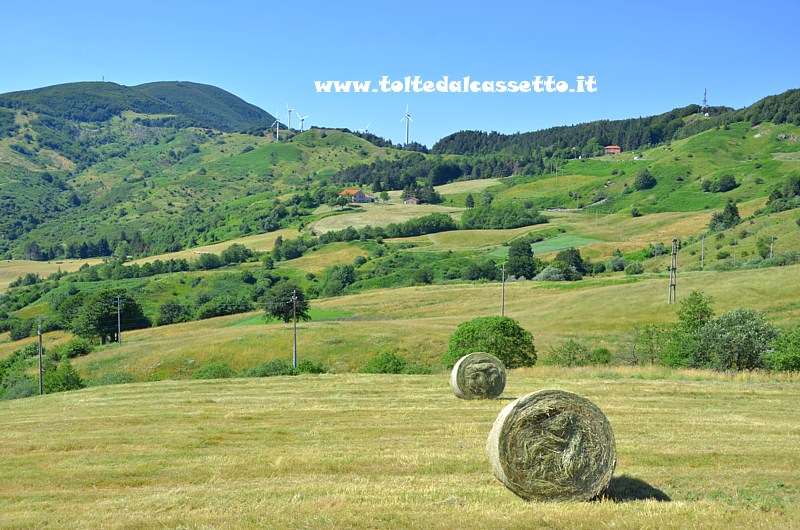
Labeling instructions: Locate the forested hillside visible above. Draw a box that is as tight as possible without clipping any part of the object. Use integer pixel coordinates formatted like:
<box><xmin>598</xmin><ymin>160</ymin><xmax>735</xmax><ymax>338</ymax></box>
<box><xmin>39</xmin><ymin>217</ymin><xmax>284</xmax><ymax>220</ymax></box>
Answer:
<box><xmin>0</xmin><ymin>81</ymin><xmax>277</xmax><ymax>131</ymax></box>
<box><xmin>432</xmin><ymin>90</ymin><xmax>800</xmax><ymax>157</ymax></box>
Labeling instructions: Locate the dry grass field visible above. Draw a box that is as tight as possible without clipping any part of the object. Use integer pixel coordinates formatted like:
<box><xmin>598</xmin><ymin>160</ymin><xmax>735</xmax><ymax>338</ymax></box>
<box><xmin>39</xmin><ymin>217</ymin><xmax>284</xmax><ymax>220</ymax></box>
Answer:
<box><xmin>0</xmin><ymin>258</ymin><xmax>102</xmax><ymax>291</ymax></box>
<box><xmin>308</xmin><ymin>203</ymin><xmax>464</xmax><ymax>234</ymax></box>
<box><xmin>0</xmin><ymin>369</ymin><xmax>797</xmax><ymax>529</ymax></box>
<box><xmin>34</xmin><ymin>263</ymin><xmax>798</xmax><ymax>381</ymax></box>
<box><xmin>131</xmin><ymin>228</ymin><xmax>299</xmax><ymax>264</ymax></box>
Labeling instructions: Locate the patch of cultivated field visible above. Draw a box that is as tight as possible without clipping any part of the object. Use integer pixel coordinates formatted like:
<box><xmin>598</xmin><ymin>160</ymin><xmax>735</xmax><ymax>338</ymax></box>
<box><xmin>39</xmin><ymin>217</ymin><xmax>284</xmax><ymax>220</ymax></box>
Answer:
<box><xmin>53</xmin><ymin>264</ymin><xmax>800</xmax><ymax>380</ymax></box>
<box><xmin>434</xmin><ymin>178</ymin><xmax>504</xmax><ymax>196</ymax></box>
<box><xmin>0</xmin><ymin>258</ymin><xmax>102</xmax><ymax>291</ymax></box>
<box><xmin>308</xmin><ymin>203</ymin><xmax>465</xmax><ymax>234</ymax></box>
<box><xmin>501</xmin><ymin>174</ymin><xmax>606</xmax><ymax>200</ymax></box>
<box><xmin>390</xmin><ymin>225</ymin><xmax>551</xmax><ymax>252</ymax></box>
<box><xmin>0</xmin><ymin>370</ymin><xmax>797</xmax><ymax>528</ymax></box>
<box><xmin>278</xmin><ymin>242</ymin><xmax>368</xmax><ymax>274</ymax></box>
<box><xmin>131</xmin><ymin>228</ymin><xmax>299</xmax><ymax>264</ymax></box>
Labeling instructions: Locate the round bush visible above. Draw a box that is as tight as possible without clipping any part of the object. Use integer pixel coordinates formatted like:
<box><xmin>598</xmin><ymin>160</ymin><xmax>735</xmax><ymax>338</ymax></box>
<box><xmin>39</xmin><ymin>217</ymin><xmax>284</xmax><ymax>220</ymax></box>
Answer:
<box><xmin>241</xmin><ymin>359</ymin><xmax>298</xmax><ymax>378</ymax></box>
<box><xmin>192</xmin><ymin>362</ymin><xmax>236</xmax><ymax>380</ymax></box>
<box><xmin>361</xmin><ymin>352</ymin><xmax>408</xmax><ymax>374</ymax></box>
<box><xmin>443</xmin><ymin>316</ymin><xmax>536</xmax><ymax>369</ymax></box>
<box><xmin>625</xmin><ymin>262</ymin><xmax>644</xmax><ymax>275</ymax></box>
<box><xmin>297</xmin><ymin>359</ymin><xmax>326</xmax><ymax>374</ymax></box>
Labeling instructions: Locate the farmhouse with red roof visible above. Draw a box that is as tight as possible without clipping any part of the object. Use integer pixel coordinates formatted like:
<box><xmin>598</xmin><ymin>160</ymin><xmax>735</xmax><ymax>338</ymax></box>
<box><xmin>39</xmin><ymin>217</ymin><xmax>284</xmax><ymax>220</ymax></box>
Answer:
<box><xmin>338</xmin><ymin>189</ymin><xmax>373</xmax><ymax>203</ymax></box>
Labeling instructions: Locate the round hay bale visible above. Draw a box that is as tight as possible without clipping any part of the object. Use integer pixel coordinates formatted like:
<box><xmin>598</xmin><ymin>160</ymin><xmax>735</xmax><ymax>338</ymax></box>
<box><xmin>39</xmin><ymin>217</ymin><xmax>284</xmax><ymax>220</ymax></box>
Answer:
<box><xmin>450</xmin><ymin>352</ymin><xmax>506</xmax><ymax>400</ymax></box>
<box><xmin>487</xmin><ymin>389</ymin><xmax>616</xmax><ymax>502</ymax></box>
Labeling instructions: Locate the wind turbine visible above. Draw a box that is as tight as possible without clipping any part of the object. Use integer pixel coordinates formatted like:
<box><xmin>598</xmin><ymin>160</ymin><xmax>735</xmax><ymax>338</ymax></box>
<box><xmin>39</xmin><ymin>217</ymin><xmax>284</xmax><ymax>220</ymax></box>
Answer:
<box><xmin>272</xmin><ymin>109</ymin><xmax>281</xmax><ymax>141</ymax></box>
<box><xmin>400</xmin><ymin>104</ymin><xmax>412</xmax><ymax>146</ymax></box>
<box><xmin>285</xmin><ymin>102</ymin><xmax>294</xmax><ymax>130</ymax></box>
<box><xmin>297</xmin><ymin>112</ymin><xmax>309</xmax><ymax>132</ymax></box>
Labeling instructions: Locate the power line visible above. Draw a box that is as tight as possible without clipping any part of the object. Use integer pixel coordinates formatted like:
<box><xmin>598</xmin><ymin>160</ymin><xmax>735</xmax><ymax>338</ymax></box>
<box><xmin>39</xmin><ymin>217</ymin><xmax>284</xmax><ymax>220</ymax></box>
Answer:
<box><xmin>668</xmin><ymin>238</ymin><xmax>678</xmax><ymax>304</ymax></box>
<box><xmin>113</xmin><ymin>296</ymin><xmax>122</xmax><ymax>346</ymax></box>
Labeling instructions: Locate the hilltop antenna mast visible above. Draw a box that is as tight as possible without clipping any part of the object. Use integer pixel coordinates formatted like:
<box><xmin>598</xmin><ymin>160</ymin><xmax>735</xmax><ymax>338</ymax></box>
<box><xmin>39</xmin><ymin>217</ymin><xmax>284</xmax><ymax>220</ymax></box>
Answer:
<box><xmin>668</xmin><ymin>238</ymin><xmax>678</xmax><ymax>304</ymax></box>
<box><xmin>702</xmin><ymin>88</ymin><xmax>708</xmax><ymax>109</ymax></box>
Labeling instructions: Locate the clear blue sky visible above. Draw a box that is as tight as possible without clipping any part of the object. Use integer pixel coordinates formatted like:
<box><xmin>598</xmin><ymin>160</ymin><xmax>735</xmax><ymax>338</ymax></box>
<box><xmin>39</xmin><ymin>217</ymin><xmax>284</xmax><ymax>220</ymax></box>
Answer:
<box><xmin>2</xmin><ymin>0</ymin><xmax>798</xmax><ymax>147</ymax></box>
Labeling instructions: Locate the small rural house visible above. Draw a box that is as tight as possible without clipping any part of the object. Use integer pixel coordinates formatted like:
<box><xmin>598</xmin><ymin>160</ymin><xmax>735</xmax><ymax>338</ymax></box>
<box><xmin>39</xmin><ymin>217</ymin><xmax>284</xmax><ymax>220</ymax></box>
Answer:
<box><xmin>403</xmin><ymin>197</ymin><xmax>420</xmax><ymax>205</ymax></box>
<box><xmin>604</xmin><ymin>145</ymin><xmax>621</xmax><ymax>155</ymax></box>
<box><xmin>338</xmin><ymin>189</ymin><xmax>373</xmax><ymax>203</ymax></box>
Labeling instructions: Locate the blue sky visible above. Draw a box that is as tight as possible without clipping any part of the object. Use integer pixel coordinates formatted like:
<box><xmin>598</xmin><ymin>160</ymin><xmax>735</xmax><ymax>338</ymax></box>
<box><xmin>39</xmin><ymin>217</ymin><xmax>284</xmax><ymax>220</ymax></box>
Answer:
<box><xmin>2</xmin><ymin>1</ymin><xmax>798</xmax><ymax>147</ymax></box>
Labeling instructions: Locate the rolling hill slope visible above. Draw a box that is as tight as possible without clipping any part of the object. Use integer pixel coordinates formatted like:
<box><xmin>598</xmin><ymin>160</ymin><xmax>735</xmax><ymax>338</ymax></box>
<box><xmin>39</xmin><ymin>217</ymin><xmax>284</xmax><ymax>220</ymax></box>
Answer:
<box><xmin>0</xmin><ymin>81</ymin><xmax>278</xmax><ymax>131</ymax></box>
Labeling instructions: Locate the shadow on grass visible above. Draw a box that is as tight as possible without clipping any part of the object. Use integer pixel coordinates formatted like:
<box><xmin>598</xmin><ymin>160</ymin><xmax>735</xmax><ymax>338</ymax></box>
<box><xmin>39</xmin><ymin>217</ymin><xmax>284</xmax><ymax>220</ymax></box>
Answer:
<box><xmin>601</xmin><ymin>475</ymin><xmax>671</xmax><ymax>502</ymax></box>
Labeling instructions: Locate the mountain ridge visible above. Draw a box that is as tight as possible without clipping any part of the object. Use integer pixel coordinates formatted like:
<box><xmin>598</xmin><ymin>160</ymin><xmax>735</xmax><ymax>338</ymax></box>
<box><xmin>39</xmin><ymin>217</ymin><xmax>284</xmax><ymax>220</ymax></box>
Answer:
<box><xmin>0</xmin><ymin>81</ymin><xmax>277</xmax><ymax>132</ymax></box>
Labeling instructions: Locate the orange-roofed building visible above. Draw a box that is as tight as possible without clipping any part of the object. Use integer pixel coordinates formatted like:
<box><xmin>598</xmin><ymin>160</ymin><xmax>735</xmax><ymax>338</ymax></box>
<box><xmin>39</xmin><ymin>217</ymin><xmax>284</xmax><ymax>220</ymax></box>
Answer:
<box><xmin>604</xmin><ymin>145</ymin><xmax>621</xmax><ymax>155</ymax></box>
<box><xmin>338</xmin><ymin>189</ymin><xmax>373</xmax><ymax>203</ymax></box>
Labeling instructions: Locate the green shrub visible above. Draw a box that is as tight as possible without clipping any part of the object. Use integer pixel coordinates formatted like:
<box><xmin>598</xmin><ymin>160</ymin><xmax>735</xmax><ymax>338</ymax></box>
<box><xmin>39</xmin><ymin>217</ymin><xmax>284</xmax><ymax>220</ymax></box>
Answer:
<box><xmin>361</xmin><ymin>352</ymin><xmax>408</xmax><ymax>374</ymax></box>
<box><xmin>634</xmin><ymin>169</ymin><xmax>657</xmax><ymax>190</ymax></box>
<box><xmin>87</xmin><ymin>372</ymin><xmax>136</xmax><ymax>387</ymax></box>
<box><xmin>192</xmin><ymin>362</ymin><xmax>236</xmax><ymax>379</ymax></box>
<box><xmin>764</xmin><ymin>325</ymin><xmax>800</xmax><ymax>371</ymax></box>
<box><xmin>43</xmin><ymin>360</ymin><xmax>84</xmax><ymax>394</ymax></box>
<box><xmin>2</xmin><ymin>373</ymin><xmax>38</xmax><ymax>400</ymax></box>
<box><xmin>698</xmin><ymin>309</ymin><xmax>778</xmax><ymax>370</ymax></box>
<box><xmin>625</xmin><ymin>262</ymin><xmax>644</xmax><ymax>275</ymax></box>
<box><xmin>297</xmin><ymin>359</ymin><xmax>326</xmax><ymax>374</ymax></box>
<box><xmin>54</xmin><ymin>338</ymin><xmax>94</xmax><ymax>359</ymax></box>
<box><xmin>544</xmin><ymin>338</ymin><xmax>612</xmax><ymax>367</ymax></box>
<box><xmin>8</xmin><ymin>318</ymin><xmax>33</xmax><ymax>341</ymax></box>
<box><xmin>240</xmin><ymin>359</ymin><xmax>298</xmax><ymax>378</ymax></box>
<box><xmin>442</xmin><ymin>316</ymin><xmax>536</xmax><ymax>368</ymax></box>
<box><xmin>534</xmin><ymin>266</ymin><xmax>565</xmax><ymax>281</ymax></box>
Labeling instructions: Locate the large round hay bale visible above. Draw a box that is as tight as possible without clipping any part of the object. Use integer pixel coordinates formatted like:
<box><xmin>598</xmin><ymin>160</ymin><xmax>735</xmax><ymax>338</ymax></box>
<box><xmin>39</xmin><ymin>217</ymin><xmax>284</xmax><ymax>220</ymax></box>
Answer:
<box><xmin>487</xmin><ymin>389</ymin><xmax>616</xmax><ymax>502</ymax></box>
<box><xmin>450</xmin><ymin>352</ymin><xmax>506</xmax><ymax>399</ymax></box>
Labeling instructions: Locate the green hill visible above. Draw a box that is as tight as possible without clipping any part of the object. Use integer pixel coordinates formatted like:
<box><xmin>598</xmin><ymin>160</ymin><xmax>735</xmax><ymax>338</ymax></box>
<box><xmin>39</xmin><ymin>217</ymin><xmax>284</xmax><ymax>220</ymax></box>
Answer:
<box><xmin>432</xmin><ymin>89</ymin><xmax>799</xmax><ymax>156</ymax></box>
<box><xmin>0</xmin><ymin>81</ymin><xmax>277</xmax><ymax>131</ymax></box>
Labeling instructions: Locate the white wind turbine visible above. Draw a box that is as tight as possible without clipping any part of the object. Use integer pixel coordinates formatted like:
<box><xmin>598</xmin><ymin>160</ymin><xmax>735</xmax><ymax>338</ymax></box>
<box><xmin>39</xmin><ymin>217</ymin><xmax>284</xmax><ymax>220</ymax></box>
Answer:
<box><xmin>400</xmin><ymin>104</ymin><xmax>412</xmax><ymax>146</ymax></box>
<box><xmin>285</xmin><ymin>102</ymin><xmax>294</xmax><ymax>130</ymax></box>
<box><xmin>297</xmin><ymin>112</ymin><xmax>309</xmax><ymax>132</ymax></box>
<box><xmin>271</xmin><ymin>109</ymin><xmax>281</xmax><ymax>141</ymax></box>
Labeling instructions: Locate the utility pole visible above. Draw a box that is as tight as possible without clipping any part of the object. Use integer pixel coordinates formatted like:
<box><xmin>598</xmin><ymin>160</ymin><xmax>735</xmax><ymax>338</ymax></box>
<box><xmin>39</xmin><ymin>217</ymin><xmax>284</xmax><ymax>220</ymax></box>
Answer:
<box><xmin>770</xmin><ymin>236</ymin><xmax>775</xmax><ymax>259</ymax></box>
<box><xmin>291</xmin><ymin>290</ymin><xmax>298</xmax><ymax>368</ymax></box>
<box><xmin>701</xmin><ymin>236</ymin><xmax>705</xmax><ymax>269</ymax></box>
<box><xmin>114</xmin><ymin>296</ymin><xmax>122</xmax><ymax>346</ymax></box>
<box><xmin>500</xmin><ymin>263</ymin><xmax>506</xmax><ymax>317</ymax></box>
<box><xmin>668</xmin><ymin>238</ymin><xmax>678</xmax><ymax>304</ymax></box>
<box><xmin>37</xmin><ymin>319</ymin><xmax>43</xmax><ymax>395</ymax></box>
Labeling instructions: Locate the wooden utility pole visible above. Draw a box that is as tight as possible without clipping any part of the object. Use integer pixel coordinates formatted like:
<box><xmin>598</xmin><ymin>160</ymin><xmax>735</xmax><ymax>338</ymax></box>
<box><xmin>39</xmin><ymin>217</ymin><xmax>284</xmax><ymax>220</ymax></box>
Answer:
<box><xmin>701</xmin><ymin>236</ymin><xmax>705</xmax><ymax>269</ymax></box>
<box><xmin>37</xmin><ymin>319</ymin><xmax>43</xmax><ymax>395</ymax></box>
<box><xmin>500</xmin><ymin>263</ymin><xmax>506</xmax><ymax>317</ymax></box>
<box><xmin>114</xmin><ymin>296</ymin><xmax>122</xmax><ymax>346</ymax></box>
<box><xmin>291</xmin><ymin>290</ymin><xmax>298</xmax><ymax>368</ymax></box>
<box><xmin>668</xmin><ymin>238</ymin><xmax>678</xmax><ymax>304</ymax></box>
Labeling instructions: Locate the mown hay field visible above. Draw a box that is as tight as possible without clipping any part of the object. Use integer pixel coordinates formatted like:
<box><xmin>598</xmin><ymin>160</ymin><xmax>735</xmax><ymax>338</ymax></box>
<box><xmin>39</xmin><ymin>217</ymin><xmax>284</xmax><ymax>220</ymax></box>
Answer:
<box><xmin>0</xmin><ymin>369</ymin><xmax>798</xmax><ymax>529</ymax></box>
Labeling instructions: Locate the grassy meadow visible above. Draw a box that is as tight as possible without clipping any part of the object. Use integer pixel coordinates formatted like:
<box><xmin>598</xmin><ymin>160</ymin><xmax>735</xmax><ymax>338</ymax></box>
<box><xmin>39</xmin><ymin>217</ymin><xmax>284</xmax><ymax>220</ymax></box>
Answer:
<box><xmin>0</xmin><ymin>258</ymin><xmax>102</xmax><ymax>291</ymax></box>
<box><xmin>3</xmin><ymin>262</ymin><xmax>787</xmax><ymax>379</ymax></box>
<box><xmin>0</xmin><ymin>369</ymin><xmax>798</xmax><ymax>529</ymax></box>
